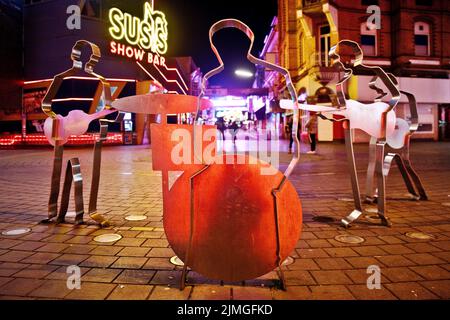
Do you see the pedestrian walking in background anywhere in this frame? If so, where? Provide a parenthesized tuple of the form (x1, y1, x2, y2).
(286, 114, 301, 154)
(305, 113, 318, 154)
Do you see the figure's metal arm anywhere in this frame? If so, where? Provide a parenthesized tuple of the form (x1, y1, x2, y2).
(329, 40, 400, 112)
(400, 90, 419, 134)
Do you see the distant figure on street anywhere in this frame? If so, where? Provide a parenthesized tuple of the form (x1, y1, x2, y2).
(305, 113, 318, 154)
(286, 114, 301, 154)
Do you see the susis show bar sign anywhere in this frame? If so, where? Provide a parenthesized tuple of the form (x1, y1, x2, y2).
(110, 41, 166, 67)
(108, 1, 168, 66)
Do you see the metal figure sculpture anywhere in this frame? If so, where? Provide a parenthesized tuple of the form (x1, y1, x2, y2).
(365, 74, 428, 204)
(41, 40, 120, 227)
(281, 40, 412, 228)
(112, 19, 303, 289)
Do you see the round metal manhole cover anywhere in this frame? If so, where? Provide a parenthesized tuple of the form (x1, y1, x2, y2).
(335, 234, 365, 244)
(282, 256, 295, 266)
(170, 256, 185, 266)
(1, 228, 31, 236)
(93, 233, 122, 243)
(338, 197, 354, 202)
(312, 216, 335, 223)
(125, 215, 148, 221)
(405, 232, 435, 240)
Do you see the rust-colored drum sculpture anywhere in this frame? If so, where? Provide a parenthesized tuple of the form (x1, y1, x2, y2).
(112, 19, 303, 288)
(165, 157, 302, 282)
(112, 93, 303, 284)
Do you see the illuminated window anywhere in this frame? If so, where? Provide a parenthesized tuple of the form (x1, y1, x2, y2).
(414, 21, 430, 56)
(360, 22, 377, 56)
(319, 25, 331, 66)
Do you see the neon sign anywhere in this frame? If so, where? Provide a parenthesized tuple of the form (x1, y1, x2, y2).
(109, 2, 168, 55)
(110, 41, 166, 67)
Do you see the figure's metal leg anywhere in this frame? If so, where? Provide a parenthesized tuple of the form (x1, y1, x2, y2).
(375, 142, 391, 227)
(365, 137, 377, 204)
(45, 143, 64, 222)
(341, 123, 364, 228)
(88, 122, 110, 227)
(404, 159, 428, 200)
(57, 158, 84, 225)
(272, 180, 288, 291)
(401, 141, 428, 201)
(390, 153, 420, 200)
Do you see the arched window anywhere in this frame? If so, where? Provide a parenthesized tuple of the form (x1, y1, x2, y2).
(360, 22, 377, 56)
(414, 21, 431, 56)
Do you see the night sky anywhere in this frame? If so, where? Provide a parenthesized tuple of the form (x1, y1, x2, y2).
(153, 0, 278, 88)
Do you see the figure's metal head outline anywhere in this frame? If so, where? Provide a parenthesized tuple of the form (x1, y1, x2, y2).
(197, 18, 300, 179)
(329, 40, 400, 111)
(41, 40, 113, 119)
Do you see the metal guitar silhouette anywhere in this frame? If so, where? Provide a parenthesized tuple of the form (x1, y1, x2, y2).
(282, 40, 404, 227)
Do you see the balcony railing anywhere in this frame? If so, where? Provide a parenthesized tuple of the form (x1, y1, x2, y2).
(308, 52, 339, 86)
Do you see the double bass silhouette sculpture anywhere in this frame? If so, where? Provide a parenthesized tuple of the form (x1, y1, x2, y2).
(112, 19, 303, 289)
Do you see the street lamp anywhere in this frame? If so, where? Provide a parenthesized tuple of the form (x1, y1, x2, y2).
(234, 69, 254, 78)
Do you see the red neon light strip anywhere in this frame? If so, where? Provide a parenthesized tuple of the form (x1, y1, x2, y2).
(153, 63, 187, 95)
(163, 64, 189, 91)
(136, 61, 159, 83)
(136, 62, 179, 95)
(155, 51, 189, 91)
(52, 98, 94, 102)
(0, 134, 123, 146)
(136, 44, 187, 95)
(24, 77, 136, 85)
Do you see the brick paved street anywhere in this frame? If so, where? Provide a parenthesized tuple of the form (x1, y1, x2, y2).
(0, 140, 449, 300)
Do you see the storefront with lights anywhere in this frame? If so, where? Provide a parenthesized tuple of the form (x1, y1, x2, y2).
(0, 0, 196, 147)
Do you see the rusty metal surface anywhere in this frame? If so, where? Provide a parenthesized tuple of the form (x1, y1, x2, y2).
(150, 124, 217, 173)
(164, 155, 302, 282)
(108, 21, 304, 284)
(174, 19, 303, 286)
(112, 94, 212, 116)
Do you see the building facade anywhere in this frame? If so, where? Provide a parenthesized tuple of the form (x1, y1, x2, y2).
(1, 0, 200, 146)
(0, 0, 23, 128)
(277, 0, 450, 142)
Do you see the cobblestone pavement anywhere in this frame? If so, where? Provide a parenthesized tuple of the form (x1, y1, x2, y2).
(0, 140, 449, 300)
